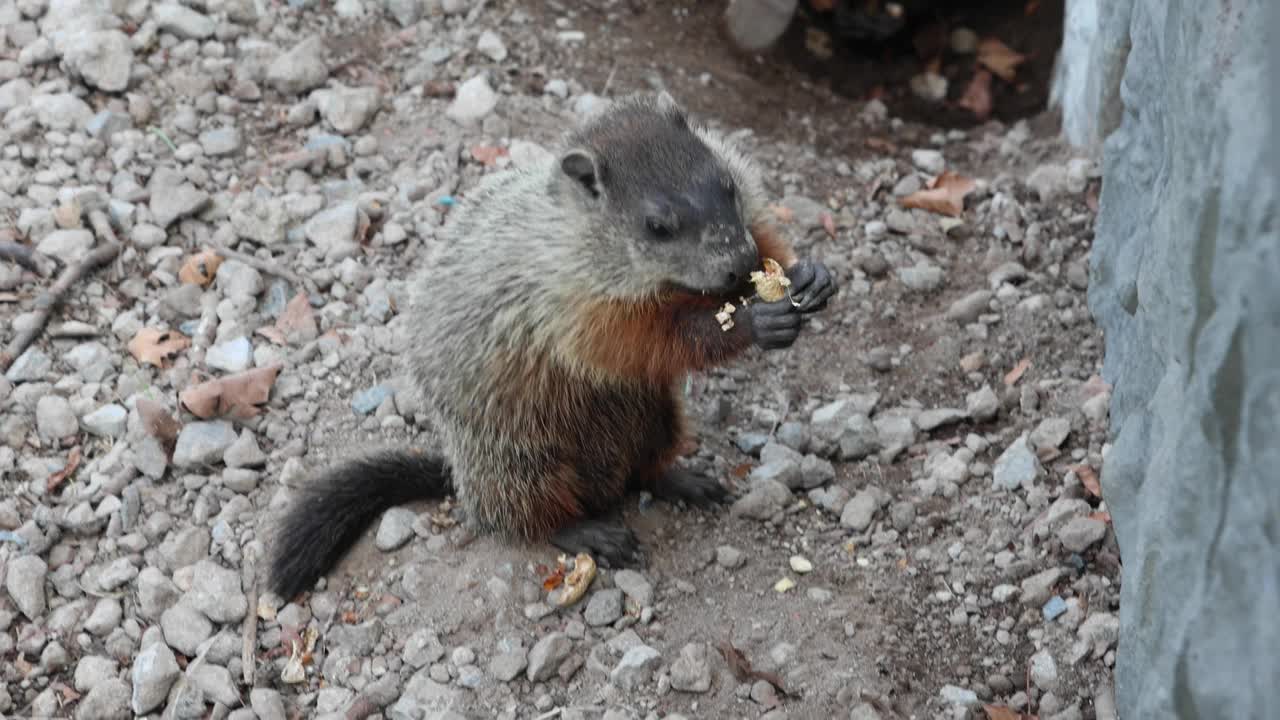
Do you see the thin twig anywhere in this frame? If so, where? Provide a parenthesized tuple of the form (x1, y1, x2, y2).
(601, 61, 619, 97)
(0, 240, 56, 277)
(0, 210, 120, 373)
(241, 547, 260, 687)
(209, 244, 308, 288)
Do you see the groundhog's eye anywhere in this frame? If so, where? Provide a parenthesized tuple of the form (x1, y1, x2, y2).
(646, 217, 674, 239)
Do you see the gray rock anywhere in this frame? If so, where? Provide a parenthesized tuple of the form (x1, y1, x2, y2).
(154, 3, 215, 38)
(670, 642, 712, 693)
(898, 262, 944, 292)
(148, 168, 210, 228)
(199, 127, 241, 156)
(1030, 648, 1059, 690)
(229, 190, 291, 246)
(749, 441, 804, 489)
(161, 603, 213, 655)
(98, 558, 138, 591)
(206, 336, 253, 373)
(779, 195, 827, 230)
(352, 384, 393, 414)
(82, 404, 127, 438)
(850, 702, 886, 720)
(137, 568, 180, 620)
(402, 629, 445, 669)
(612, 570, 653, 607)
(1020, 568, 1064, 608)
(86, 110, 132, 142)
(911, 149, 945, 174)
(85, 599, 123, 636)
(267, 36, 329, 95)
(313, 84, 381, 134)
(729, 479, 791, 520)
(840, 490, 879, 531)
(186, 559, 247, 622)
(214, 260, 263, 300)
(489, 646, 528, 683)
(1030, 416, 1072, 451)
(1078, 612, 1120, 659)
(992, 433, 1042, 490)
(874, 413, 918, 462)
(223, 430, 266, 469)
(191, 664, 239, 706)
(939, 684, 979, 706)
(74, 678, 130, 720)
(31, 93, 94, 130)
(1057, 517, 1108, 552)
(305, 202, 361, 261)
(6, 555, 48, 619)
(446, 74, 498, 124)
(946, 290, 993, 323)
(584, 588, 623, 626)
(36, 395, 78, 440)
(251, 689, 287, 720)
(526, 633, 572, 682)
(800, 454, 836, 489)
(1026, 163, 1070, 202)
(809, 394, 880, 457)
(477, 30, 508, 61)
(62, 30, 132, 92)
(375, 508, 416, 551)
(174, 421, 238, 468)
(916, 408, 967, 431)
(386, 0, 423, 26)
(36, 228, 94, 264)
(5, 347, 52, 382)
(965, 385, 999, 422)
(66, 341, 113, 382)
(610, 645, 661, 691)
(0, 78, 33, 114)
(715, 545, 746, 568)
(809, 485, 850, 514)
(74, 655, 118, 693)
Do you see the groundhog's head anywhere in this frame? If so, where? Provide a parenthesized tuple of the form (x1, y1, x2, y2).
(557, 91, 760, 298)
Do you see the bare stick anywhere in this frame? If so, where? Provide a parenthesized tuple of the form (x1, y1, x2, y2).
(0, 210, 120, 373)
(209, 243, 308, 288)
(0, 240, 57, 277)
(241, 547, 260, 687)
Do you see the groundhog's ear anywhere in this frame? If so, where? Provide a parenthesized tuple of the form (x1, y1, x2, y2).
(560, 148, 603, 198)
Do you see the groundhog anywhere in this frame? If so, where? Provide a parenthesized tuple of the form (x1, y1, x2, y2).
(268, 91, 837, 600)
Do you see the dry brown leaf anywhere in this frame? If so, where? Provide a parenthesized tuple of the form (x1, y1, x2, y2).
(255, 325, 288, 346)
(1090, 511, 1112, 525)
(864, 136, 898, 154)
(899, 171, 977, 217)
(1073, 463, 1102, 498)
(1004, 357, 1032, 386)
(178, 250, 224, 287)
(47, 446, 81, 494)
(179, 365, 281, 420)
(136, 398, 181, 456)
(820, 211, 837, 238)
(730, 462, 752, 480)
(978, 37, 1027, 82)
(470, 145, 509, 166)
(958, 69, 994, 119)
(984, 705, 1037, 720)
(717, 639, 789, 701)
(276, 292, 318, 345)
(128, 328, 191, 368)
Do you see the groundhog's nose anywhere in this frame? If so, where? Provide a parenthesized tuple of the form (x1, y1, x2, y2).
(723, 248, 759, 289)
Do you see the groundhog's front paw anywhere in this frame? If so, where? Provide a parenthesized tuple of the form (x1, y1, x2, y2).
(786, 258, 837, 313)
(747, 299, 801, 350)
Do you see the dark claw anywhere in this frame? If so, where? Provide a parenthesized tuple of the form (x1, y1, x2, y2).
(748, 299, 801, 350)
(786, 259, 838, 313)
(551, 519, 642, 568)
(653, 467, 730, 509)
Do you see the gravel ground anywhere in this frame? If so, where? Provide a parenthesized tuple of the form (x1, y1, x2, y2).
(1, 1, 1120, 719)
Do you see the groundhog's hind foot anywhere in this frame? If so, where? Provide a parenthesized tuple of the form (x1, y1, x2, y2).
(551, 518, 642, 568)
(652, 467, 730, 509)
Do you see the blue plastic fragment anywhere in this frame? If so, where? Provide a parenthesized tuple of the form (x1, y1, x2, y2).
(1042, 595, 1068, 621)
(436, 196, 456, 206)
(351, 384, 393, 415)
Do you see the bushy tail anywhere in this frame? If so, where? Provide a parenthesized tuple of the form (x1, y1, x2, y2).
(267, 449, 452, 600)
